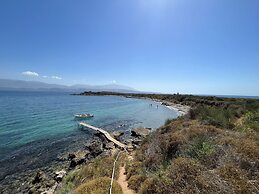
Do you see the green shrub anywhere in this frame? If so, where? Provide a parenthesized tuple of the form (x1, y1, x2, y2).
(190, 105, 235, 129)
(183, 137, 215, 160)
(57, 182, 74, 194)
(243, 111, 259, 132)
(125, 161, 143, 180)
(128, 174, 146, 192)
(57, 170, 78, 194)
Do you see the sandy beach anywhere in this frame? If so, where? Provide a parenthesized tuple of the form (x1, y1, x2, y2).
(137, 97, 190, 116)
(163, 102, 190, 116)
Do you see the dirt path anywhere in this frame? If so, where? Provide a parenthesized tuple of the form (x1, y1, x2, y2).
(117, 165, 136, 194)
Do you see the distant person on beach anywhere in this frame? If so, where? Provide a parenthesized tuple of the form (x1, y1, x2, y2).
(157, 105, 158, 108)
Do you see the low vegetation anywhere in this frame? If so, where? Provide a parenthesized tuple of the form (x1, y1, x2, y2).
(63, 92, 259, 193)
(126, 118, 259, 193)
(74, 177, 122, 194)
(56, 153, 123, 194)
(122, 93, 259, 193)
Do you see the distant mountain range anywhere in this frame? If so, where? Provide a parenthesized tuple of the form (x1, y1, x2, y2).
(0, 79, 137, 93)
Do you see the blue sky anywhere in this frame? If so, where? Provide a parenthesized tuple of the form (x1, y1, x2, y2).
(0, 0, 258, 95)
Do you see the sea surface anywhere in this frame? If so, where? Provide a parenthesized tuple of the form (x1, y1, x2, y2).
(0, 91, 178, 185)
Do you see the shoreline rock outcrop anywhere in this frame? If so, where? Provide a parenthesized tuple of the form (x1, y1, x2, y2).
(131, 128, 151, 138)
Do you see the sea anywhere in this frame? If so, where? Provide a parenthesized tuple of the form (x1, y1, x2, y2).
(0, 91, 178, 188)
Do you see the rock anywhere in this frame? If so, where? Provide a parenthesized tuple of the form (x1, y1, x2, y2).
(32, 171, 46, 184)
(70, 158, 83, 168)
(104, 142, 115, 150)
(132, 139, 142, 145)
(29, 188, 35, 194)
(68, 153, 76, 160)
(69, 156, 86, 168)
(68, 150, 91, 168)
(112, 131, 124, 139)
(84, 150, 91, 157)
(131, 128, 150, 138)
(95, 133, 108, 143)
(118, 124, 126, 128)
(85, 141, 103, 157)
(55, 170, 66, 182)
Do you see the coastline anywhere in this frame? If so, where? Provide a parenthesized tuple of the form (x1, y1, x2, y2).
(76, 92, 191, 116)
(134, 96, 190, 116)
(164, 102, 190, 116)
(0, 93, 188, 193)
(76, 92, 189, 118)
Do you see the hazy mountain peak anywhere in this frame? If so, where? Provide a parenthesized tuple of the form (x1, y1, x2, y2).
(0, 79, 137, 93)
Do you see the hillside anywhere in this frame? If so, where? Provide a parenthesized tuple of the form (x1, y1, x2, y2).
(124, 94, 259, 193)
(57, 93, 259, 194)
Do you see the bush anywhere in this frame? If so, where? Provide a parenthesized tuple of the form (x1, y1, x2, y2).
(218, 165, 257, 193)
(57, 182, 74, 194)
(166, 158, 202, 182)
(128, 175, 146, 192)
(75, 157, 115, 184)
(57, 154, 122, 193)
(243, 111, 259, 132)
(74, 177, 122, 194)
(140, 176, 171, 194)
(125, 161, 143, 180)
(183, 137, 215, 160)
(190, 105, 235, 129)
(57, 170, 78, 194)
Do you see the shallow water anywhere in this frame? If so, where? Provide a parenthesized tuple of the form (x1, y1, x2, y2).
(0, 91, 177, 160)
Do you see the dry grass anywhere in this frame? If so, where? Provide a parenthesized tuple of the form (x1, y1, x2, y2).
(57, 152, 123, 194)
(74, 177, 122, 194)
(126, 118, 259, 193)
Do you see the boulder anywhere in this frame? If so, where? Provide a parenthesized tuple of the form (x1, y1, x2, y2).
(55, 170, 66, 182)
(68, 150, 91, 168)
(95, 132, 108, 143)
(132, 139, 142, 145)
(69, 157, 85, 168)
(112, 131, 124, 139)
(104, 142, 115, 150)
(85, 141, 103, 157)
(32, 171, 46, 184)
(131, 128, 150, 138)
(68, 153, 76, 160)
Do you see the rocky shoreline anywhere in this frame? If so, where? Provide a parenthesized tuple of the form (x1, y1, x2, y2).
(0, 94, 184, 194)
(40, 128, 149, 194)
(0, 125, 150, 194)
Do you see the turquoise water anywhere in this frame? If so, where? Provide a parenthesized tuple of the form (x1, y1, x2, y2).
(0, 91, 178, 159)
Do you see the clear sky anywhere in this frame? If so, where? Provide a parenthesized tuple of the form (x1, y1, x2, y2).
(0, 0, 258, 95)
